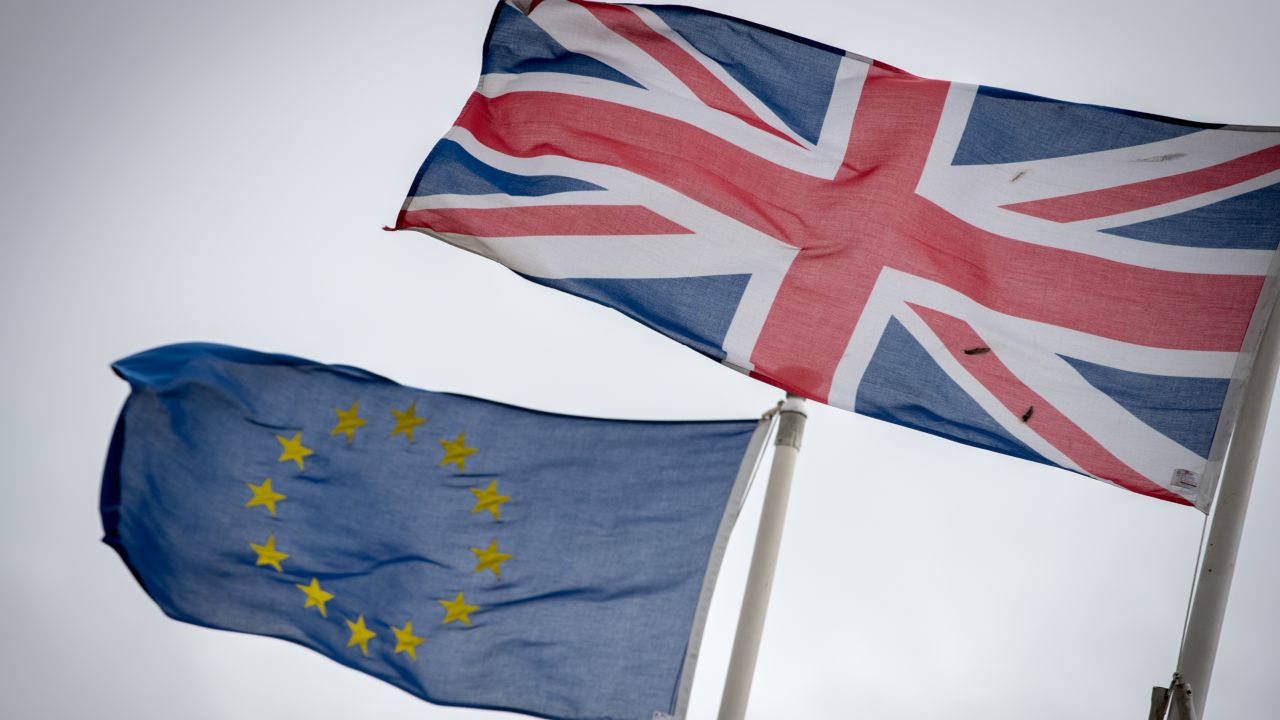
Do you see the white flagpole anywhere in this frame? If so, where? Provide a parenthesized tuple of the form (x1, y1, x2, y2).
(718, 394, 807, 720)
(1170, 307, 1280, 719)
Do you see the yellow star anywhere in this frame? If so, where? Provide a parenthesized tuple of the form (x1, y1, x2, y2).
(390, 401, 426, 441)
(439, 592, 479, 626)
(345, 615, 377, 656)
(470, 480, 510, 520)
(330, 401, 367, 443)
(249, 534, 289, 572)
(276, 432, 313, 470)
(439, 432, 477, 472)
(392, 621, 425, 660)
(244, 477, 286, 516)
(471, 539, 512, 577)
(296, 577, 333, 618)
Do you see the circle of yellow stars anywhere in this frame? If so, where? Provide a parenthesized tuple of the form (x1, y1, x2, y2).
(241, 397, 515, 662)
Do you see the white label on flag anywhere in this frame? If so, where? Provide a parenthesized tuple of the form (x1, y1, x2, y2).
(1172, 468, 1200, 489)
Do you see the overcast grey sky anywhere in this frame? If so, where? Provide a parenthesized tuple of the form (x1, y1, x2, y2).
(2, 1, 1277, 718)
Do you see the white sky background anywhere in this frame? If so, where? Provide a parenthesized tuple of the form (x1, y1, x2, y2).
(2, 0, 1278, 718)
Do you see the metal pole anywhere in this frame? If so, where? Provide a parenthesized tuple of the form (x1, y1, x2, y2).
(1170, 675, 1199, 720)
(1171, 308, 1280, 719)
(718, 394, 807, 720)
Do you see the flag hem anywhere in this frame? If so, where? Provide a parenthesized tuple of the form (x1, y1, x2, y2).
(112, 341, 755, 427)
(1198, 248, 1280, 512)
(671, 410, 776, 718)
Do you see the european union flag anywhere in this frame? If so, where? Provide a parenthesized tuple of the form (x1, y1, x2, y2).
(101, 344, 769, 720)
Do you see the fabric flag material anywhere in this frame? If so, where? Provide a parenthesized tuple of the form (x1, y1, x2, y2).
(394, 0, 1280, 510)
(101, 343, 768, 720)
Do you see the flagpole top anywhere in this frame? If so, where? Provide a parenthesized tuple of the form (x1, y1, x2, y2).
(781, 393, 808, 417)
(774, 395, 808, 450)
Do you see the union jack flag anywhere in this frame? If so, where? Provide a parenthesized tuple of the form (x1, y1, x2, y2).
(395, 0, 1280, 509)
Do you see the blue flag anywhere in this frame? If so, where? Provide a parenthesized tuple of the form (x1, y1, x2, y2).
(101, 343, 768, 720)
